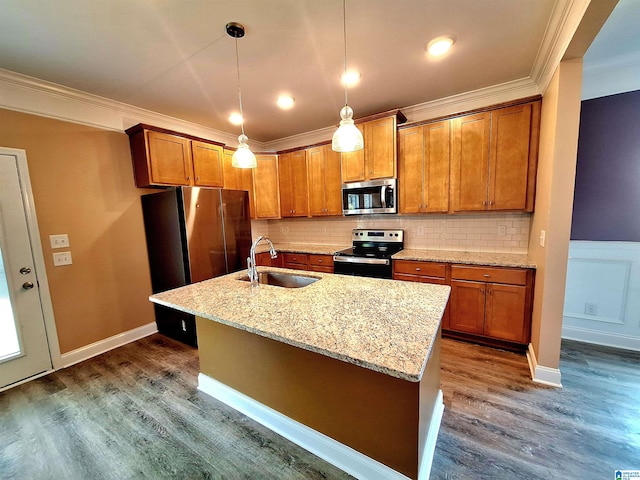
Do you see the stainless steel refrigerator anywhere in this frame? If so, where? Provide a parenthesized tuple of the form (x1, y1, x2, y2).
(141, 187, 252, 346)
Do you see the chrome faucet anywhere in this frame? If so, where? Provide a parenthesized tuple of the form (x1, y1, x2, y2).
(247, 236, 277, 287)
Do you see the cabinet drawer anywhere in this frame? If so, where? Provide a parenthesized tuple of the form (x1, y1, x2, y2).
(393, 273, 447, 285)
(308, 254, 334, 267)
(451, 265, 528, 286)
(282, 253, 308, 266)
(394, 260, 446, 278)
(308, 265, 333, 274)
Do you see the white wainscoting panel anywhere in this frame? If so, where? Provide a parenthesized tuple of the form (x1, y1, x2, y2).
(563, 241, 640, 351)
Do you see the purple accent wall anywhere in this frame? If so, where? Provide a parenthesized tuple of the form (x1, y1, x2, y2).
(571, 89, 640, 242)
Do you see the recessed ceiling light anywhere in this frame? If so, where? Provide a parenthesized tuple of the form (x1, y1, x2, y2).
(276, 95, 295, 110)
(427, 36, 455, 56)
(341, 70, 361, 87)
(228, 112, 244, 125)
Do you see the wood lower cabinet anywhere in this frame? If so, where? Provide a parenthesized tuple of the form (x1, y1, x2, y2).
(450, 101, 540, 213)
(278, 150, 308, 217)
(127, 124, 225, 188)
(307, 254, 334, 273)
(398, 121, 450, 214)
(255, 252, 284, 267)
(449, 265, 533, 346)
(307, 144, 342, 216)
(253, 155, 281, 219)
(282, 253, 308, 271)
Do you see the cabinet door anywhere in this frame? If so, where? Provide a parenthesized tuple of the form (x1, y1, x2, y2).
(341, 124, 365, 182)
(192, 140, 224, 187)
(253, 155, 280, 219)
(223, 150, 255, 219)
(323, 146, 343, 216)
(307, 146, 326, 216)
(365, 116, 396, 179)
(484, 283, 528, 343)
(147, 130, 192, 185)
(449, 279, 486, 335)
(424, 120, 450, 213)
(488, 103, 532, 211)
(398, 126, 424, 214)
(279, 150, 308, 217)
(451, 112, 490, 212)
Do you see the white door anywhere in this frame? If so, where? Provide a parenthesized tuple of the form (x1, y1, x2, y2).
(0, 150, 53, 389)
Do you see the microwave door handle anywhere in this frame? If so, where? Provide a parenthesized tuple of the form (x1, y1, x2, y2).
(380, 185, 387, 209)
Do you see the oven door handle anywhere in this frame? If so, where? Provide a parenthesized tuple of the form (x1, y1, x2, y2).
(333, 255, 390, 266)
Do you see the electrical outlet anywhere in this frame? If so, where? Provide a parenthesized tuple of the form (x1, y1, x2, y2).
(539, 230, 546, 247)
(49, 234, 70, 249)
(52, 251, 73, 266)
(498, 225, 507, 236)
(584, 303, 598, 316)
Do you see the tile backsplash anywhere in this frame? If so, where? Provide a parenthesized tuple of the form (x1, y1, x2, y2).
(252, 213, 531, 253)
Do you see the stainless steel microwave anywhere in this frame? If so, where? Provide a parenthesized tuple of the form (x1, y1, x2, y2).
(341, 178, 397, 215)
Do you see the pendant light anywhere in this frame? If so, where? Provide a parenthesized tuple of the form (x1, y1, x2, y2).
(332, 0, 364, 153)
(226, 22, 257, 169)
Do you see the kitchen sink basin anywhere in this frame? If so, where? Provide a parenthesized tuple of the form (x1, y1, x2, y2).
(239, 271, 320, 288)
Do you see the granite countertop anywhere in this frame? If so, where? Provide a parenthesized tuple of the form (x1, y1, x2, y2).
(150, 267, 450, 382)
(393, 249, 536, 268)
(255, 243, 348, 255)
(256, 242, 535, 268)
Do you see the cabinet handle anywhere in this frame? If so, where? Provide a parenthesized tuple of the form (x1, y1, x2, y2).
(482, 200, 487, 206)
(415, 267, 421, 271)
(489, 200, 494, 206)
(318, 259, 323, 263)
(483, 274, 490, 278)
(196, 176, 200, 181)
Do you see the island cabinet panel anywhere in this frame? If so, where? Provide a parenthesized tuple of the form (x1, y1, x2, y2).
(307, 254, 334, 273)
(278, 150, 308, 217)
(222, 149, 255, 218)
(253, 155, 281, 219)
(341, 115, 398, 183)
(282, 252, 308, 271)
(191, 140, 224, 187)
(398, 121, 450, 214)
(307, 145, 342, 216)
(196, 318, 441, 480)
(448, 265, 533, 346)
(450, 100, 540, 213)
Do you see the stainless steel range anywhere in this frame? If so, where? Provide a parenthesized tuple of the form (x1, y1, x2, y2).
(333, 229, 404, 279)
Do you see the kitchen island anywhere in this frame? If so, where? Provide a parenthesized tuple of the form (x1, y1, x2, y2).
(150, 267, 450, 480)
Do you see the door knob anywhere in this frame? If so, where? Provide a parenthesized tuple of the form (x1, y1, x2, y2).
(19, 267, 32, 275)
(22, 282, 35, 290)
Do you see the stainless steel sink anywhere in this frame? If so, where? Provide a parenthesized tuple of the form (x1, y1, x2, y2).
(238, 271, 320, 288)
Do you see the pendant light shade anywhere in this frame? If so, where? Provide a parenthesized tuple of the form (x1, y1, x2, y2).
(332, 0, 363, 153)
(332, 106, 364, 152)
(231, 134, 257, 168)
(227, 22, 257, 169)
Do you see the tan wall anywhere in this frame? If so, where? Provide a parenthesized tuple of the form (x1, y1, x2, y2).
(528, 59, 584, 370)
(0, 108, 156, 354)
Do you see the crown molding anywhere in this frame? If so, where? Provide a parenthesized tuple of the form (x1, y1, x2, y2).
(530, 0, 591, 95)
(0, 1, 587, 150)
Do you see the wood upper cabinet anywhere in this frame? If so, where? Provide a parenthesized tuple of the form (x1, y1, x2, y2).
(451, 101, 540, 212)
(341, 114, 401, 182)
(398, 121, 450, 214)
(191, 140, 224, 187)
(307, 144, 342, 216)
(223, 149, 255, 218)
(253, 154, 281, 219)
(127, 125, 226, 188)
(278, 150, 308, 218)
(449, 265, 533, 345)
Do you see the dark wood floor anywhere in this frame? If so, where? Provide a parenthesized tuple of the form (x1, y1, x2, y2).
(1, 334, 638, 480)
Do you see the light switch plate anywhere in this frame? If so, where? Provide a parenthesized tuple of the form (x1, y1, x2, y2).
(49, 234, 70, 249)
(53, 251, 73, 266)
(539, 230, 546, 247)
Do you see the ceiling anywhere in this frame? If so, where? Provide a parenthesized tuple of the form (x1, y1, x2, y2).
(0, 0, 618, 143)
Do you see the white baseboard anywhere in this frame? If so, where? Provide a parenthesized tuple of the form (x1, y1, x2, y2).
(198, 373, 443, 480)
(527, 343, 562, 388)
(61, 322, 158, 368)
(562, 325, 640, 352)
